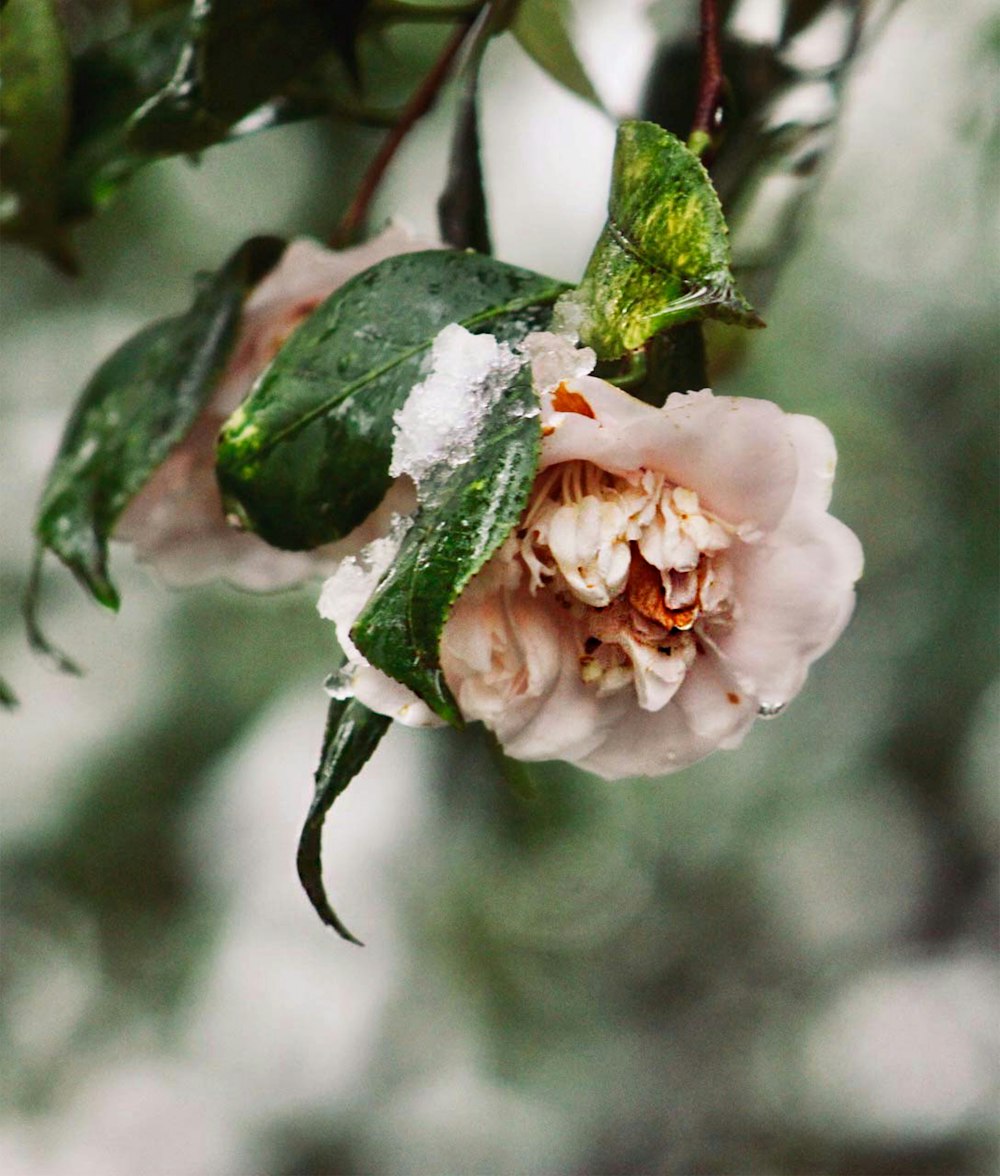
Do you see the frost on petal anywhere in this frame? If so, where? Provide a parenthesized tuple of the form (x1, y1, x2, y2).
(116, 222, 438, 591)
(316, 515, 442, 728)
(389, 324, 522, 491)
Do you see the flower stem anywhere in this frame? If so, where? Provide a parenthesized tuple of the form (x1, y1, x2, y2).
(330, 18, 476, 247)
(688, 0, 725, 163)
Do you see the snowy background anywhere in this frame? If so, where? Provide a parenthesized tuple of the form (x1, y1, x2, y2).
(2, 0, 997, 1172)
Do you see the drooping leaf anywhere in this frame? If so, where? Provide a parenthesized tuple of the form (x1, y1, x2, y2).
(437, 4, 494, 252)
(298, 696, 390, 943)
(352, 359, 539, 724)
(217, 250, 568, 551)
(128, 0, 369, 154)
(567, 120, 761, 360)
(511, 0, 603, 109)
(437, 77, 491, 251)
(0, 0, 74, 268)
(30, 235, 286, 615)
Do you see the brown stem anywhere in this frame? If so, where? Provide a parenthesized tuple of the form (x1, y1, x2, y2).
(689, 0, 725, 161)
(330, 19, 475, 247)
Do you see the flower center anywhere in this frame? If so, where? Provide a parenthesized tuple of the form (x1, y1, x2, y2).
(512, 459, 737, 710)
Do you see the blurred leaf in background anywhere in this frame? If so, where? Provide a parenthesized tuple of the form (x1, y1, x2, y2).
(1, 0, 997, 1174)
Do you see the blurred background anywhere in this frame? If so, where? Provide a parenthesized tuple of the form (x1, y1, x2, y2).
(2, 0, 997, 1172)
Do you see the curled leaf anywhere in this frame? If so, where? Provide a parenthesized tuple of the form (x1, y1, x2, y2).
(566, 120, 761, 360)
(298, 696, 390, 943)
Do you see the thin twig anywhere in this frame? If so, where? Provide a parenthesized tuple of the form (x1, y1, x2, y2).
(689, 0, 725, 162)
(330, 18, 476, 247)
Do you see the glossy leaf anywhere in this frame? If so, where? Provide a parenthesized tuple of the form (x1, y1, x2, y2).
(129, 0, 369, 154)
(0, 0, 74, 268)
(437, 3, 496, 252)
(298, 696, 390, 943)
(511, 0, 602, 109)
(59, 6, 189, 222)
(352, 361, 539, 724)
(438, 76, 491, 252)
(217, 250, 568, 551)
(31, 236, 286, 612)
(568, 120, 761, 360)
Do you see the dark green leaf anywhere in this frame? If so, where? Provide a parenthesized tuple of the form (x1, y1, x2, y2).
(59, 6, 189, 222)
(217, 249, 568, 551)
(0, 676, 18, 710)
(129, 0, 369, 154)
(595, 320, 707, 407)
(567, 120, 761, 360)
(437, 6, 492, 252)
(30, 235, 286, 614)
(351, 361, 540, 723)
(0, 0, 74, 268)
(511, 0, 603, 109)
(298, 696, 390, 943)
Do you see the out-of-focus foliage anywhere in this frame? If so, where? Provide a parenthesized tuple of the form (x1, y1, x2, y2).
(510, 0, 602, 109)
(0, 0, 74, 268)
(1, 1, 997, 1174)
(649, 0, 906, 309)
(0, 0, 606, 262)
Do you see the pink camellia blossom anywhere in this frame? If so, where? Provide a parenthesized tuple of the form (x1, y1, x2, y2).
(115, 224, 431, 590)
(319, 330, 863, 779)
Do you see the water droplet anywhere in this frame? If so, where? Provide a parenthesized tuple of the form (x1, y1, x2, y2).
(757, 700, 786, 719)
(323, 668, 354, 700)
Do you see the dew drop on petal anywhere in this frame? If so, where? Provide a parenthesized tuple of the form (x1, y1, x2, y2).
(757, 700, 786, 719)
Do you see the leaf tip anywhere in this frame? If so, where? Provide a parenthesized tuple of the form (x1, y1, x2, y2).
(296, 821, 365, 946)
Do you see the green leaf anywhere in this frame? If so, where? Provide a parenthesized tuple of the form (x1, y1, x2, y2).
(0, 676, 18, 710)
(437, 3, 494, 253)
(511, 0, 603, 109)
(129, 0, 369, 154)
(59, 6, 190, 222)
(30, 235, 286, 614)
(298, 696, 390, 943)
(567, 120, 762, 360)
(0, 0, 75, 268)
(217, 249, 568, 551)
(351, 360, 539, 724)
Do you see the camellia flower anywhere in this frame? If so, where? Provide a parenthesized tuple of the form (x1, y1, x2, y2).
(115, 224, 431, 590)
(319, 330, 863, 779)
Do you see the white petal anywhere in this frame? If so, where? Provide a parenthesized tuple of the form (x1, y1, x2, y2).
(713, 514, 863, 704)
(351, 663, 442, 728)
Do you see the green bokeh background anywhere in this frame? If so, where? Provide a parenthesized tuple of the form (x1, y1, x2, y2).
(2, 1, 997, 1172)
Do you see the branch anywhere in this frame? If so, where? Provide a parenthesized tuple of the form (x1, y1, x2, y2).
(689, 0, 725, 162)
(330, 19, 476, 247)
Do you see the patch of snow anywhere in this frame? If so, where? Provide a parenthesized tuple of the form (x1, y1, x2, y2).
(520, 330, 596, 393)
(389, 324, 521, 490)
(316, 514, 412, 663)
